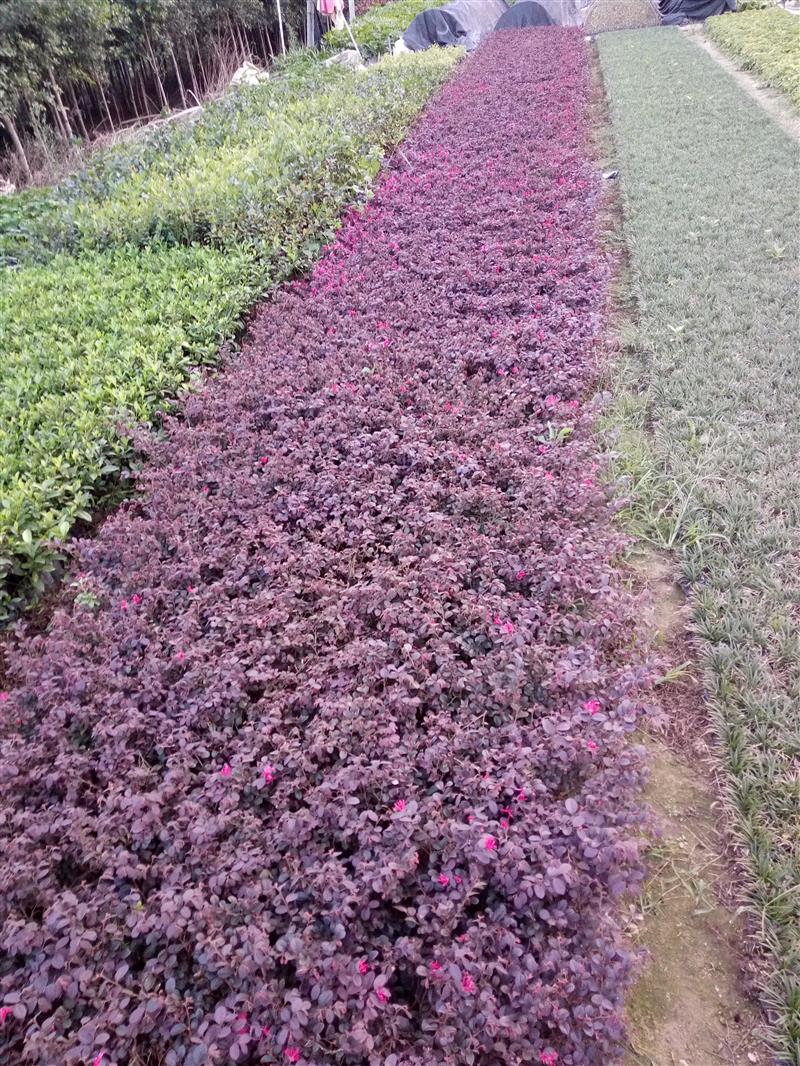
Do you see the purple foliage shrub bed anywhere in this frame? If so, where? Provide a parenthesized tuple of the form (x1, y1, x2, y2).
(0, 30, 649, 1066)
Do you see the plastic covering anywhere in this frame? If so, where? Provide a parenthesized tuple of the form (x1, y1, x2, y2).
(403, 0, 508, 51)
(495, 2, 554, 29)
(659, 0, 736, 24)
(528, 0, 588, 26)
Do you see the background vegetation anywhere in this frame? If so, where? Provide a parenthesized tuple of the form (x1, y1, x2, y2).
(325, 0, 445, 55)
(707, 8, 800, 107)
(0, 0, 315, 187)
(599, 27, 800, 1061)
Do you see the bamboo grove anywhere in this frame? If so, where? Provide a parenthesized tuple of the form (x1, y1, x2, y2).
(0, 0, 309, 184)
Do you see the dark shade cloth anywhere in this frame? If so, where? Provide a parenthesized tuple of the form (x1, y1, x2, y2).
(659, 0, 736, 23)
(404, 8, 466, 49)
(495, 2, 554, 29)
(403, 0, 508, 51)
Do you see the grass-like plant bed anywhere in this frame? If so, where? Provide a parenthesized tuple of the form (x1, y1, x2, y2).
(0, 29, 650, 1065)
(707, 8, 800, 108)
(598, 28, 800, 1059)
(0, 50, 459, 622)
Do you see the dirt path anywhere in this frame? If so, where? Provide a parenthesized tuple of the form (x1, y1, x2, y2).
(623, 553, 770, 1066)
(683, 25, 800, 143)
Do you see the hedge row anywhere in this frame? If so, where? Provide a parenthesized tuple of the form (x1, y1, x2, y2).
(0, 29, 649, 1066)
(706, 8, 800, 107)
(0, 49, 459, 621)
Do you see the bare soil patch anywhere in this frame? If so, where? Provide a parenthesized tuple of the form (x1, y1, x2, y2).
(623, 549, 771, 1066)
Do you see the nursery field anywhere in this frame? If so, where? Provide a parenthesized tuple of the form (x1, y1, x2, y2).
(0, 29, 653, 1066)
(600, 27, 800, 1061)
(3, 6, 800, 1065)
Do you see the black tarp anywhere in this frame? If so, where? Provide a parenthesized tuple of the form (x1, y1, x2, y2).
(403, 0, 508, 51)
(495, 2, 553, 30)
(404, 8, 466, 49)
(659, 0, 736, 24)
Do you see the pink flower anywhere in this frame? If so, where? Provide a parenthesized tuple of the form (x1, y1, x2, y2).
(462, 974, 476, 994)
(0, 692, 8, 703)
(545, 394, 559, 408)
(586, 740, 598, 752)
(220, 763, 232, 777)
(430, 960, 442, 973)
(92, 1054, 105, 1066)
(540, 1052, 558, 1066)
(375, 987, 390, 1004)
(358, 959, 369, 974)
(259, 456, 269, 464)
(499, 819, 509, 830)
(131, 594, 142, 606)
(582, 478, 594, 488)
(537, 444, 549, 454)
(500, 806, 513, 816)
(202, 486, 209, 495)
(517, 570, 526, 580)
(454, 874, 463, 885)
(120, 599, 128, 611)
(544, 471, 554, 482)
(438, 874, 450, 887)
(496, 367, 507, 377)
(583, 699, 601, 715)
(0, 1006, 12, 1025)
(263, 765, 276, 783)
(175, 651, 185, 663)
(330, 384, 340, 395)
(466, 814, 474, 824)
(503, 620, 515, 635)
(517, 789, 527, 802)
(284, 1049, 301, 1064)
(187, 585, 196, 593)
(483, 835, 497, 851)
(393, 798, 406, 812)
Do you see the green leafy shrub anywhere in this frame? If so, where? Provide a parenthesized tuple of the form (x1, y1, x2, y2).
(324, 0, 446, 56)
(736, 0, 780, 11)
(6, 52, 457, 261)
(0, 49, 459, 619)
(0, 244, 268, 614)
(707, 8, 800, 107)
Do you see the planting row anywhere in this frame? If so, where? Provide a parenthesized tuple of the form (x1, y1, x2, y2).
(0, 48, 459, 621)
(707, 7, 800, 107)
(0, 29, 649, 1066)
(600, 28, 800, 1059)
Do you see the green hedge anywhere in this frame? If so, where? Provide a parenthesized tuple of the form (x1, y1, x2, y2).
(706, 9, 800, 107)
(0, 48, 459, 619)
(325, 0, 446, 57)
